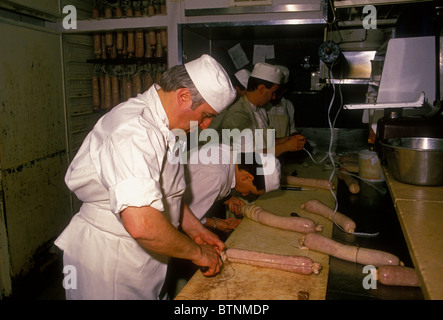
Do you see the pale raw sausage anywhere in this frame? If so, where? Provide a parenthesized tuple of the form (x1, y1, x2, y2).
(338, 170, 360, 194)
(282, 175, 334, 190)
(224, 248, 321, 275)
(376, 265, 420, 287)
(301, 199, 356, 234)
(301, 233, 402, 267)
(242, 204, 322, 234)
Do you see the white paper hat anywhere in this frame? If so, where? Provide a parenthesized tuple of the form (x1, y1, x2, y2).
(185, 54, 236, 113)
(234, 69, 251, 88)
(250, 62, 282, 84)
(256, 152, 281, 192)
(277, 65, 290, 83)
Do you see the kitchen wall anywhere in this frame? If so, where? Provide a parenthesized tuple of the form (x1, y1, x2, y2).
(0, 3, 72, 296)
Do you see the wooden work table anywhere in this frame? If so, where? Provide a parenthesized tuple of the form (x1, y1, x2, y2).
(383, 166, 443, 300)
(175, 163, 337, 300)
(175, 159, 438, 300)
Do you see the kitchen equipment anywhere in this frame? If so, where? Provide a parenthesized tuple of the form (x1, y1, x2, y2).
(318, 41, 341, 65)
(344, 36, 435, 112)
(358, 150, 385, 182)
(375, 113, 443, 153)
(343, 36, 442, 152)
(380, 137, 443, 186)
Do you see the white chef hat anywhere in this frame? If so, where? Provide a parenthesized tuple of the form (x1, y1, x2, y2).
(277, 65, 290, 84)
(234, 69, 251, 88)
(250, 62, 282, 84)
(256, 152, 281, 192)
(184, 54, 236, 113)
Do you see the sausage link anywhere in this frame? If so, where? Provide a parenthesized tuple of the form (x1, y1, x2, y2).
(225, 248, 321, 275)
(282, 175, 334, 190)
(301, 199, 356, 234)
(135, 30, 144, 58)
(111, 76, 119, 107)
(242, 204, 322, 234)
(103, 74, 111, 110)
(302, 233, 402, 267)
(376, 265, 420, 287)
(338, 170, 360, 194)
(132, 74, 142, 96)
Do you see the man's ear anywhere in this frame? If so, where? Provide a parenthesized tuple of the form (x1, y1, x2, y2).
(177, 88, 192, 109)
(239, 170, 254, 182)
(258, 84, 270, 96)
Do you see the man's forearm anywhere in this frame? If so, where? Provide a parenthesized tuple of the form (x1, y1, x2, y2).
(181, 203, 225, 253)
(121, 206, 202, 262)
(181, 203, 207, 239)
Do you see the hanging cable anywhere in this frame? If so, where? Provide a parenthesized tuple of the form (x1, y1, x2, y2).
(303, 60, 379, 237)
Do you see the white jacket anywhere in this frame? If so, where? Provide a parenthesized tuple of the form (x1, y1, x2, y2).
(55, 85, 186, 300)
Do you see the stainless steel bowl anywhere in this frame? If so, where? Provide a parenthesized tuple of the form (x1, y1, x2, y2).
(380, 137, 443, 186)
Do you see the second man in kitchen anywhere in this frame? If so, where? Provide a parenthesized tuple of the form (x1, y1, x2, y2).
(184, 142, 281, 236)
(210, 62, 306, 157)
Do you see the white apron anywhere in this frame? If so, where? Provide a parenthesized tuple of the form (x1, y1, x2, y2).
(55, 86, 185, 300)
(266, 98, 296, 138)
(184, 143, 236, 220)
(267, 110, 290, 138)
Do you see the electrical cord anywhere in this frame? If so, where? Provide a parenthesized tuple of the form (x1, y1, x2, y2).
(302, 64, 379, 238)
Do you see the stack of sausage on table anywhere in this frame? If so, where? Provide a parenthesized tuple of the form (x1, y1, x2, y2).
(228, 175, 419, 288)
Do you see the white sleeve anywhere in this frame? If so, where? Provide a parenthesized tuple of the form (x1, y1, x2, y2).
(94, 122, 166, 214)
(183, 166, 226, 220)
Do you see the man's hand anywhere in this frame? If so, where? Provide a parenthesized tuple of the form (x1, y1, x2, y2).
(224, 196, 246, 216)
(192, 243, 223, 276)
(122, 205, 225, 277)
(209, 217, 241, 232)
(284, 134, 306, 152)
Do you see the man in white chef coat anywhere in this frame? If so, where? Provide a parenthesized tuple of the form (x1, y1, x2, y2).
(266, 65, 297, 139)
(232, 68, 251, 98)
(165, 142, 280, 297)
(54, 54, 236, 300)
(204, 69, 251, 135)
(184, 143, 281, 234)
(211, 62, 306, 157)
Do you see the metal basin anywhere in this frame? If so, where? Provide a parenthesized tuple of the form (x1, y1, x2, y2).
(380, 137, 443, 186)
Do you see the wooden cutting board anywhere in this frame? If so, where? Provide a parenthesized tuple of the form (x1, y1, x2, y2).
(175, 163, 336, 300)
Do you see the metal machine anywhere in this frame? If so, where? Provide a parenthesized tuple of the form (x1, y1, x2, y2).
(342, 0, 443, 149)
(343, 35, 443, 148)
